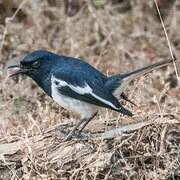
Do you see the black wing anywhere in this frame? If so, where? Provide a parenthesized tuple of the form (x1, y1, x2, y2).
(52, 68, 132, 116)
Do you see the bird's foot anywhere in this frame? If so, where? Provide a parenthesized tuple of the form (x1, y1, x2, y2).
(63, 129, 83, 141)
(76, 129, 83, 137)
(63, 131, 74, 141)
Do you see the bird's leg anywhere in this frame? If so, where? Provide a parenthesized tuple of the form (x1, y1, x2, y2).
(77, 111, 98, 136)
(64, 118, 86, 141)
(64, 112, 98, 141)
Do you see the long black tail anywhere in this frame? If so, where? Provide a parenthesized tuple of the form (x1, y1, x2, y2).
(120, 58, 175, 80)
(106, 58, 176, 97)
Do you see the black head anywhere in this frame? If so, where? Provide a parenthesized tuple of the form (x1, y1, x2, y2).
(9, 50, 57, 76)
(8, 50, 59, 96)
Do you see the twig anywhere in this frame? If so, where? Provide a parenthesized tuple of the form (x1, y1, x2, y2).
(97, 121, 152, 140)
(154, 0, 180, 88)
(0, 0, 27, 56)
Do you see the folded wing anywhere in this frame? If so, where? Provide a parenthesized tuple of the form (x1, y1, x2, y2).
(52, 69, 133, 116)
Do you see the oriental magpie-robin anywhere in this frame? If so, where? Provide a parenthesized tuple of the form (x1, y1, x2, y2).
(8, 50, 175, 140)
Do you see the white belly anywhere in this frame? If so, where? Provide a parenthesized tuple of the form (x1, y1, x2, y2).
(51, 86, 97, 119)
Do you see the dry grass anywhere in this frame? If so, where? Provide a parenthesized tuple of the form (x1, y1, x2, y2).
(0, 0, 179, 179)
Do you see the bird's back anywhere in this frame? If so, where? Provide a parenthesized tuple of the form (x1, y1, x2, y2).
(54, 55, 108, 85)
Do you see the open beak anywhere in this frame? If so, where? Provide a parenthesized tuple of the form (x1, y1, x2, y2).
(7, 65, 30, 77)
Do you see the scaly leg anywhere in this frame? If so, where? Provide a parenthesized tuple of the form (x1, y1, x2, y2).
(64, 112, 98, 141)
(77, 112, 98, 135)
(64, 118, 86, 141)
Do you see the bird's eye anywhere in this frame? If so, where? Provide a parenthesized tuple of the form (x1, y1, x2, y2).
(32, 61, 40, 68)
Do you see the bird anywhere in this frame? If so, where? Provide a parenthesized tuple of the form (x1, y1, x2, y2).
(8, 50, 175, 140)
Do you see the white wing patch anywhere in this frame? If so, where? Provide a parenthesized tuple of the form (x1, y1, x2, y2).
(91, 92, 119, 110)
(51, 80, 96, 119)
(51, 76, 119, 110)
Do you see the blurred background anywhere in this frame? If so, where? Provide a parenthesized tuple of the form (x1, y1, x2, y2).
(0, 0, 179, 179)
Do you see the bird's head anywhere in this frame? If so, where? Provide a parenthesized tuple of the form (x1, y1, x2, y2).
(8, 50, 60, 96)
(8, 50, 57, 79)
